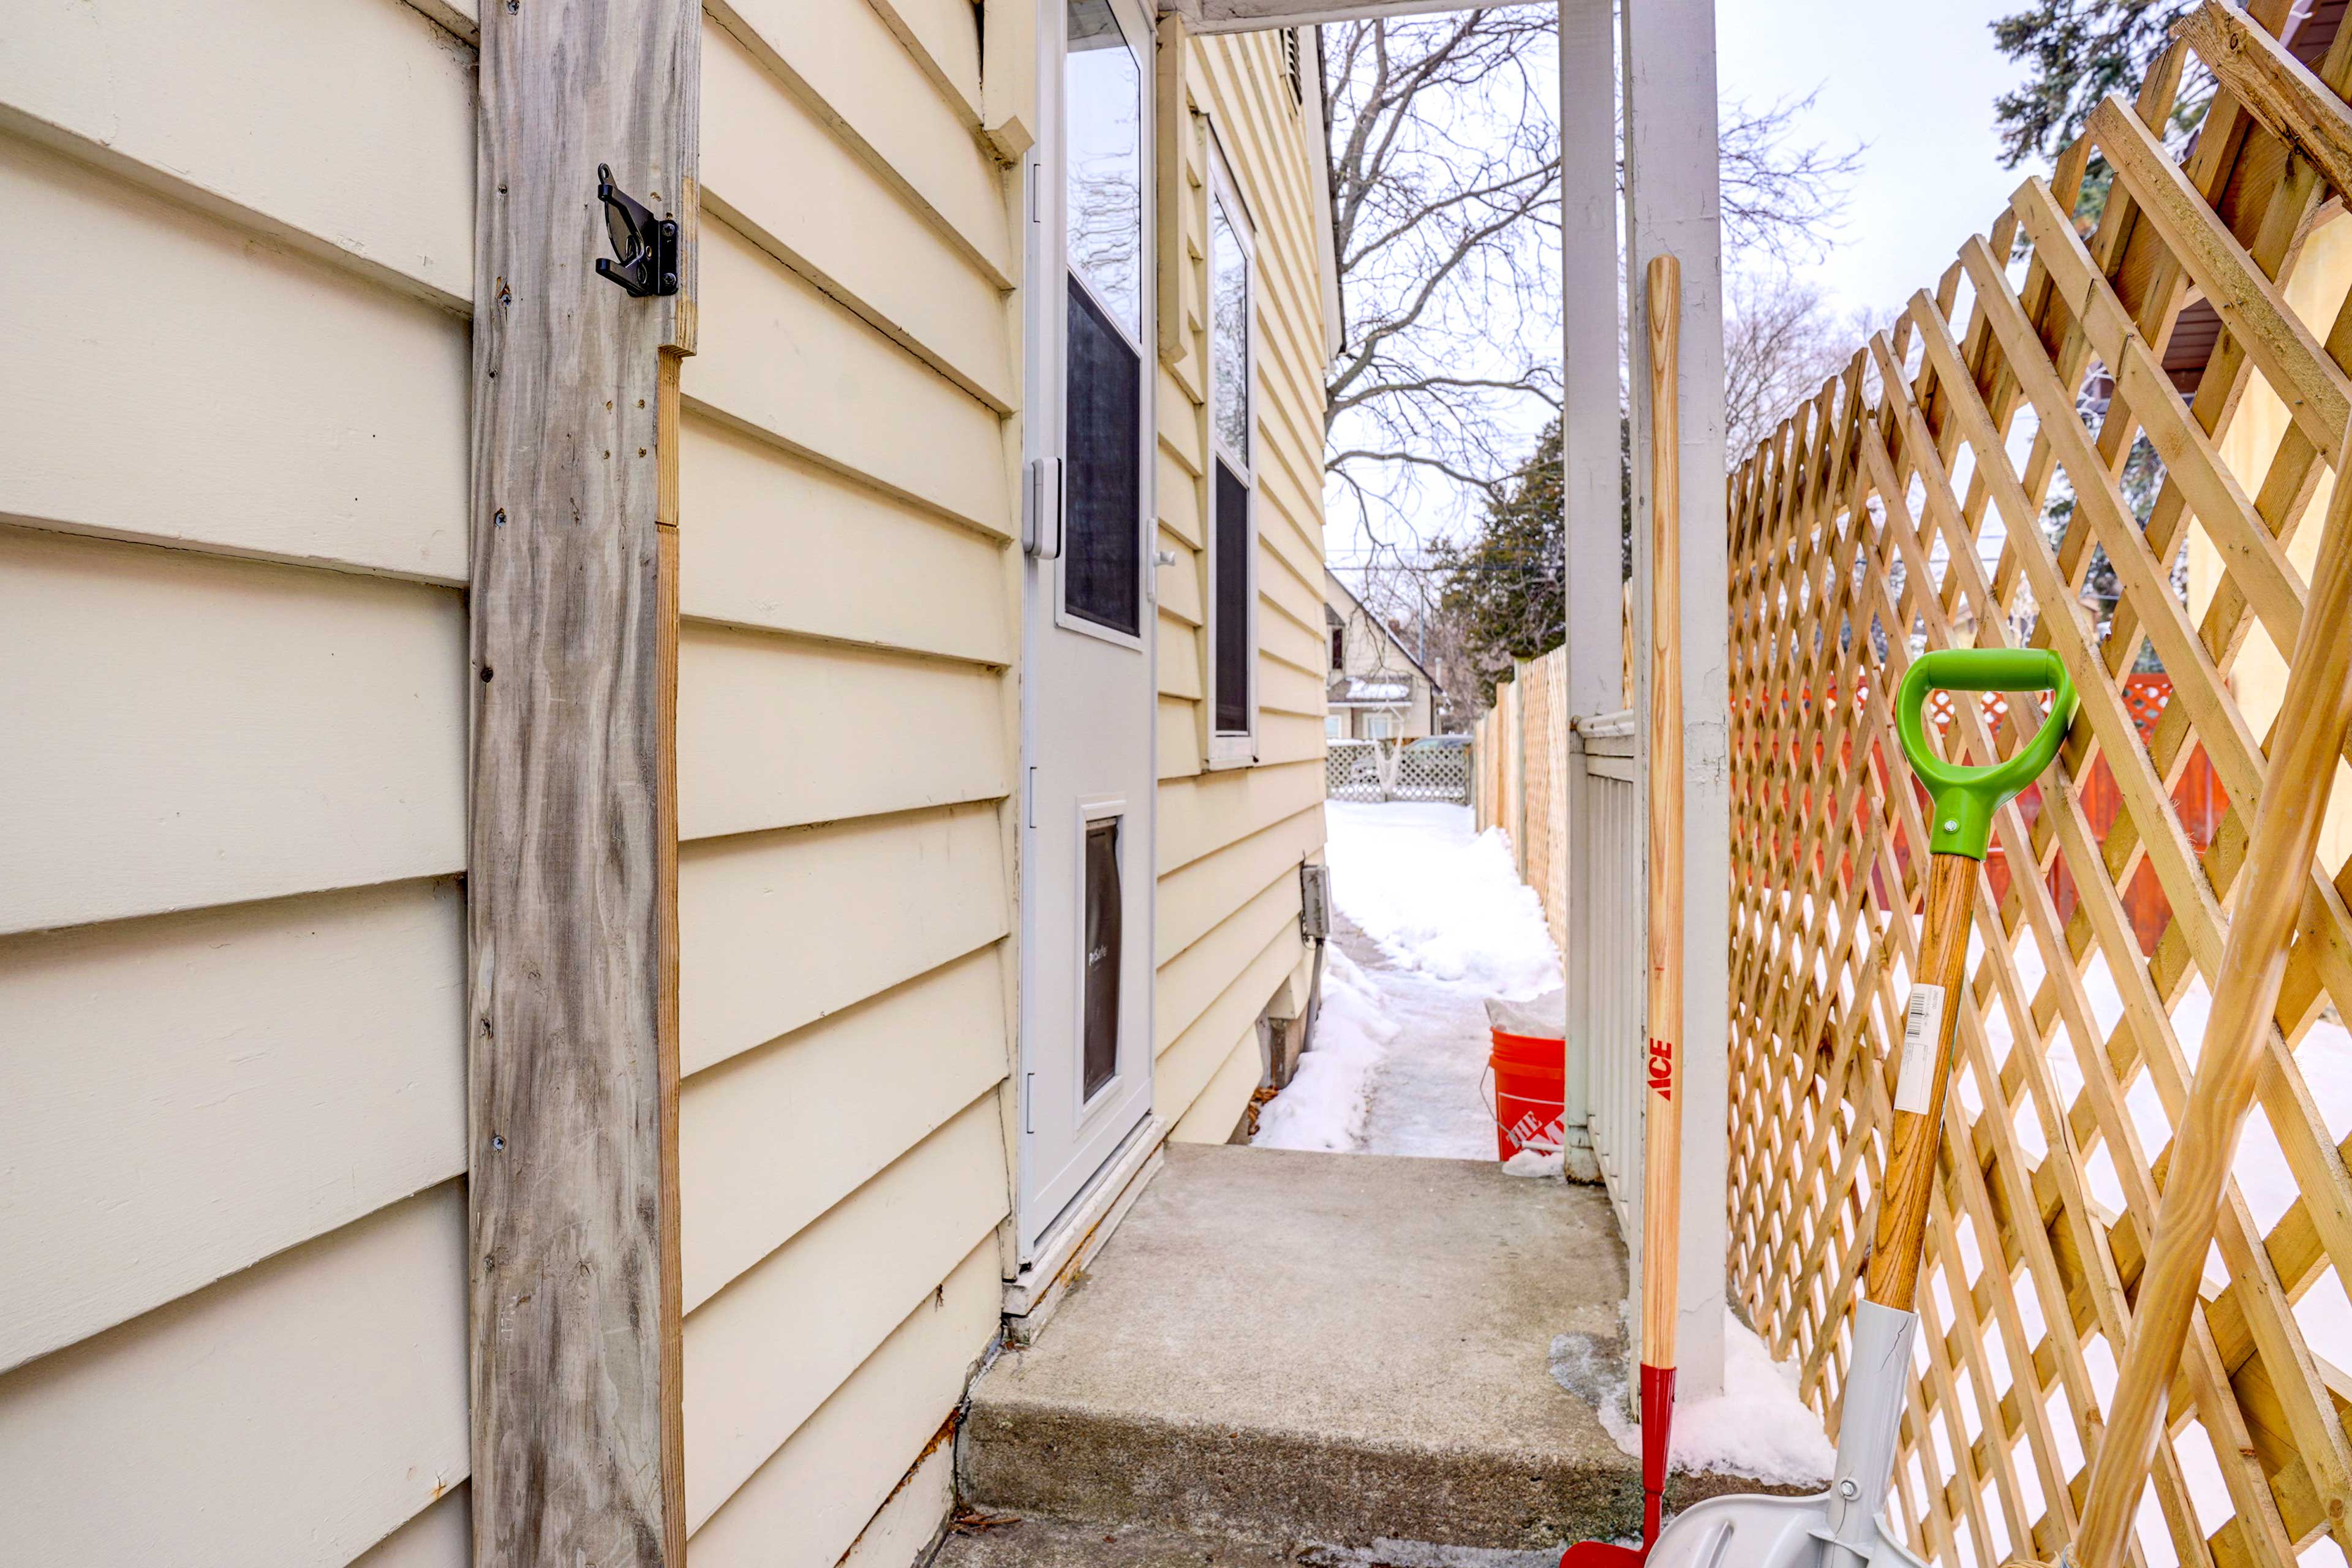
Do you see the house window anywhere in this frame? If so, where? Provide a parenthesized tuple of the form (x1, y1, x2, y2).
(1325, 713, 1344, 739)
(1368, 712, 1396, 741)
(1063, 0, 1145, 639)
(1330, 624, 1344, 673)
(1206, 143, 1256, 766)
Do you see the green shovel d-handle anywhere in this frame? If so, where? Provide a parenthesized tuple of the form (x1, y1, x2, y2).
(1896, 647, 2079, 861)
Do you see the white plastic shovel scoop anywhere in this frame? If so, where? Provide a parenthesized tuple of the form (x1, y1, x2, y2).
(1614, 649, 2076, 1568)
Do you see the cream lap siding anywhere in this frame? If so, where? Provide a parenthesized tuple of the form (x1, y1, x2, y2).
(0, 0, 478, 1561)
(677, 4, 1016, 1565)
(1152, 27, 1331, 1145)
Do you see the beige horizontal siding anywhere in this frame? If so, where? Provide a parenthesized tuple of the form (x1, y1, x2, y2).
(1159, 758, 1322, 875)
(353, 1487, 470, 1568)
(679, 804, 1009, 1076)
(1157, 919, 1301, 1127)
(679, 626, 1008, 841)
(1172, 1028, 1270, 1143)
(867, 0, 984, 127)
(676, 6, 1014, 1564)
(688, 1238, 998, 1568)
(0, 526, 467, 936)
(682, 948, 1008, 1309)
(0, 880, 464, 1371)
(707, 0, 1011, 286)
(682, 1095, 1007, 1531)
(1149, 31, 1329, 1147)
(840, 1445, 957, 1568)
(0, 135, 469, 582)
(2, 1, 477, 1559)
(0, 0, 473, 307)
(682, 416, 1012, 665)
(701, 17, 1011, 410)
(0, 1184, 469, 1566)
(692, 213, 1010, 535)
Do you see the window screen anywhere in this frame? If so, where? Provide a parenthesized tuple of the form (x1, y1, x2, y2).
(1214, 459, 1250, 735)
(1065, 276, 1143, 635)
(1081, 818, 1123, 1101)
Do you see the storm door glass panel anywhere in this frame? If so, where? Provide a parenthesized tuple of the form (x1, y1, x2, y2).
(1065, 282, 1142, 635)
(1213, 460, 1250, 733)
(1063, 0, 1145, 637)
(1081, 818, 1124, 1099)
(1066, 1, 1142, 334)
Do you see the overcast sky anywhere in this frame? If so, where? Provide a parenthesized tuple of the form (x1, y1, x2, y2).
(1713, 0, 2044, 321)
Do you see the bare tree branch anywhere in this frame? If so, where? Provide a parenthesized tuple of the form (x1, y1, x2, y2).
(1321, 15, 1861, 552)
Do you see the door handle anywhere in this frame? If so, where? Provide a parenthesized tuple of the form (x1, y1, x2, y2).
(1024, 457, 1065, 560)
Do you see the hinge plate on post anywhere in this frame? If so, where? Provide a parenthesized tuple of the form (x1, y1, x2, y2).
(594, 162, 680, 298)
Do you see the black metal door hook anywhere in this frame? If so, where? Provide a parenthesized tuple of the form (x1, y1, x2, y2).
(595, 162, 679, 298)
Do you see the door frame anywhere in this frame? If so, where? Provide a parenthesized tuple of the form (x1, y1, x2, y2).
(1014, 0, 1161, 1268)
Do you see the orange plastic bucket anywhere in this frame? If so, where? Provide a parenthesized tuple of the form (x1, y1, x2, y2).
(1488, 1028, 1565, 1161)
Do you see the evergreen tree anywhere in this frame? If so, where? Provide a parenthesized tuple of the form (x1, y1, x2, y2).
(1990, 1, 2194, 167)
(1433, 419, 1623, 707)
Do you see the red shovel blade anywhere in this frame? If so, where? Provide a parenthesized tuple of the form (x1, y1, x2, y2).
(1561, 1365, 1675, 1568)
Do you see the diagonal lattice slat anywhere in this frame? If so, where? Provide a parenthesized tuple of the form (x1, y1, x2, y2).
(1725, 8, 2352, 1568)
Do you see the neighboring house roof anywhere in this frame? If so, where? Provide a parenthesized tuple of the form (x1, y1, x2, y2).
(2163, 0, 2343, 394)
(1327, 676, 1414, 707)
(1324, 570, 1442, 692)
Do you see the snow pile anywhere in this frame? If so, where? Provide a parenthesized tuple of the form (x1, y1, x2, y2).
(1551, 1310, 1834, 1487)
(1253, 946, 1398, 1153)
(1502, 1147, 1564, 1179)
(1324, 802, 1562, 998)
(1505, 1142, 1561, 1175)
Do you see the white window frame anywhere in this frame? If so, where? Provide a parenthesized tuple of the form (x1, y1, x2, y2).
(1204, 132, 1259, 769)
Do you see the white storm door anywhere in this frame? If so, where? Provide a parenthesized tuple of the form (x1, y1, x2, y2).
(1016, 0, 1158, 1263)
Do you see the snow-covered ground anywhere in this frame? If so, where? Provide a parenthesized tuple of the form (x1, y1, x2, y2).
(1322, 802, 1562, 996)
(1551, 1310, 1835, 1487)
(1254, 802, 1558, 1159)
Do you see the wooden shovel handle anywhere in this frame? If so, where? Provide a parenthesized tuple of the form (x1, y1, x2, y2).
(1640, 254, 1684, 1370)
(1864, 850, 1974, 1313)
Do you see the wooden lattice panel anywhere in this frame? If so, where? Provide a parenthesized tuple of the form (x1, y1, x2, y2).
(1724, 9, 2352, 1568)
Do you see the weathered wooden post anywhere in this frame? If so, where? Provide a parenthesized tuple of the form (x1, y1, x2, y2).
(468, 2, 698, 1561)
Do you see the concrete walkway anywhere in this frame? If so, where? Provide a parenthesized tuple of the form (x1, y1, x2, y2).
(1337, 913, 1502, 1161)
(959, 1144, 1640, 1553)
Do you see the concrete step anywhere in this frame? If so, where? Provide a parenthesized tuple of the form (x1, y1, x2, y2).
(930, 1513, 1567, 1567)
(960, 1145, 1695, 1554)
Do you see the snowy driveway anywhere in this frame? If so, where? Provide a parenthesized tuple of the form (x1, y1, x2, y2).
(1256, 802, 1561, 1159)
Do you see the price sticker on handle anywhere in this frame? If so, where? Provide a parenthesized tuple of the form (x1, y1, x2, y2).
(1894, 984, 1946, 1115)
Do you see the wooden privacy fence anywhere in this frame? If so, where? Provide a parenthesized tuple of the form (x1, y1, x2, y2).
(1474, 650, 1570, 957)
(1725, 9, 2352, 1568)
